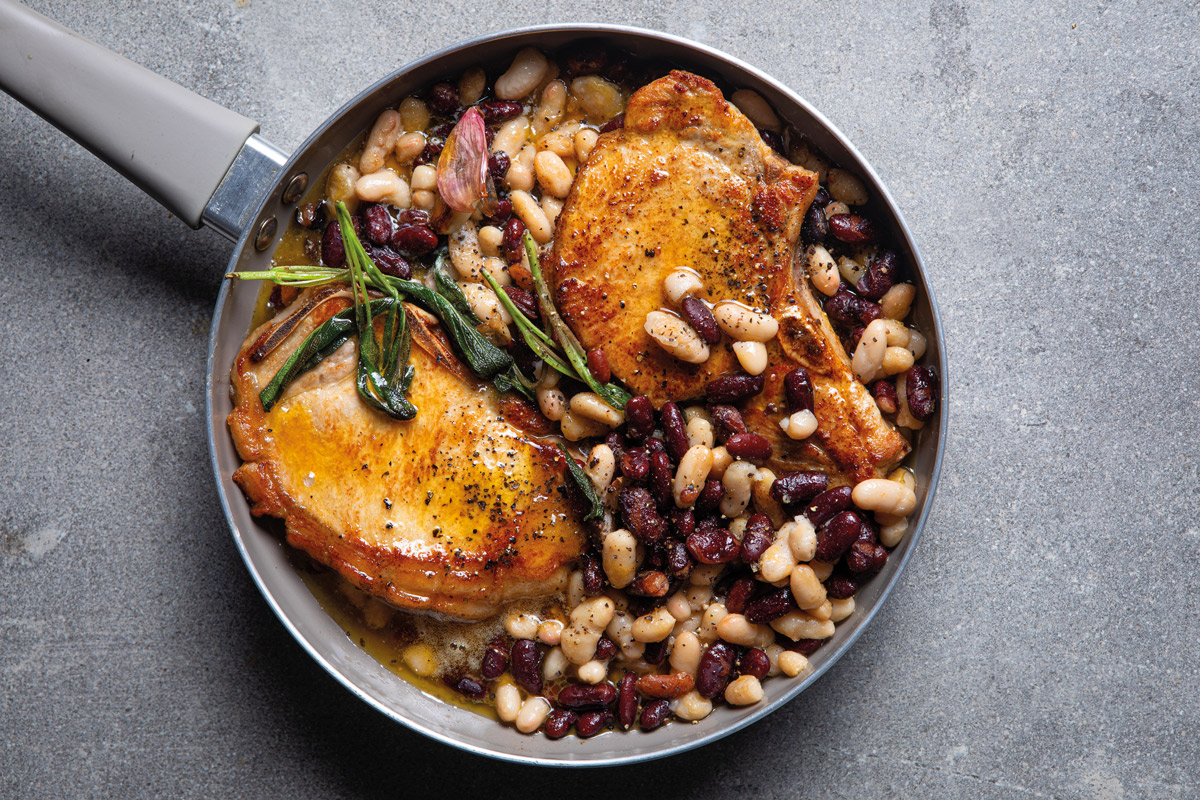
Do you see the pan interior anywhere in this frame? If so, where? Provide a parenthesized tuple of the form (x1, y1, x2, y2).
(206, 25, 946, 767)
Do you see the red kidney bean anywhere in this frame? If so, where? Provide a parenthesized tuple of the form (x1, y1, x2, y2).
(416, 139, 443, 166)
(846, 540, 889, 575)
(670, 508, 696, 540)
(825, 289, 882, 328)
(681, 296, 721, 344)
(770, 471, 829, 506)
(744, 587, 797, 623)
(813, 186, 831, 206)
(783, 368, 814, 414)
(427, 82, 460, 116)
(483, 196, 513, 225)
(856, 250, 899, 299)
(587, 348, 611, 384)
(618, 672, 639, 729)
(628, 570, 670, 597)
(620, 446, 650, 482)
(687, 521, 740, 564)
(362, 204, 393, 245)
(582, 552, 607, 595)
(447, 675, 487, 700)
(481, 637, 508, 679)
(805, 486, 853, 527)
(620, 487, 666, 543)
(643, 639, 669, 666)
(740, 648, 771, 680)
(510, 639, 543, 694)
(695, 478, 725, 514)
(667, 538, 693, 579)
(639, 699, 670, 731)
(708, 404, 747, 442)
(696, 642, 735, 698)
(801, 202, 828, 244)
(594, 636, 618, 661)
(367, 244, 411, 279)
(848, 326, 865, 351)
(644, 437, 665, 455)
(648, 451, 674, 508)
(829, 213, 878, 243)
(706, 373, 765, 404)
(576, 709, 613, 738)
(544, 708, 578, 740)
(477, 100, 524, 124)
(486, 150, 511, 185)
(824, 572, 860, 599)
(636, 672, 694, 698)
(659, 402, 690, 461)
(725, 577, 757, 614)
(624, 395, 655, 439)
(604, 432, 627, 461)
(502, 217, 526, 262)
(906, 366, 939, 421)
(391, 224, 439, 256)
(739, 514, 775, 564)
(558, 682, 617, 710)
(725, 432, 772, 460)
(872, 379, 898, 414)
(296, 202, 323, 229)
(320, 223, 346, 268)
(857, 515, 879, 545)
(501, 285, 539, 321)
(599, 113, 625, 133)
(816, 510, 863, 562)
(759, 128, 785, 155)
(790, 638, 828, 655)
(394, 209, 430, 226)
(564, 44, 609, 76)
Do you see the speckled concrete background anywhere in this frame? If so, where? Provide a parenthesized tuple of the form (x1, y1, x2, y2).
(1, 1, 1197, 797)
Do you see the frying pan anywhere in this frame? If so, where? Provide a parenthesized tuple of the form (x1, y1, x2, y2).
(0, 1, 947, 766)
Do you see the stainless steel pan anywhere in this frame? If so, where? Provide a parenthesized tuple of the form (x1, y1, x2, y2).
(0, 1, 947, 766)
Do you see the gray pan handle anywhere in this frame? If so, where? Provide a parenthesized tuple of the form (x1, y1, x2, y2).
(0, 0, 285, 236)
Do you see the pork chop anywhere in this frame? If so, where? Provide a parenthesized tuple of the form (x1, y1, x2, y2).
(228, 288, 584, 620)
(551, 70, 908, 482)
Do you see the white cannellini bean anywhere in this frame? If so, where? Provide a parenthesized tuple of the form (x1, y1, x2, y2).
(770, 610, 835, 641)
(672, 690, 713, 721)
(477, 224, 504, 258)
(789, 141, 829, 182)
(510, 190, 553, 243)
(560, 410, 608, 442)
(458, 67, 486, 105)
(574, 127, 600, 162)
(664, 268, 705, 304)
(570, 392, 624, 428)
(720, 461, 758, 518)
(758, 542, 795, 583)
(879, 518, 908, 548)
(789, 564, 827, 610)
(882, 345, 915, 376)
(631, 607, 676, 642)
(411, 189, 435, 211)
(806, 244, 841, 296)
(712, 302, 779, 342)
(838, 255, 866, 284)
(667, 591, 692, 621)
(505, 152, 536, 192)
(571, 596, 615, 632)
(537, 386, 566, 421)
(880, 282, 916, 320)
(879, 318, 912, 347)
(534, 150, 573, 198)
(908, 329, 928, 361)
(779, 409, 818, 440)
(537, 123, 579, 158)
(644, 310, 710, 364)
(716, 613, 772, 647)
(709, 446, 732, 479)
(584, 443, 616, 493)
(810, 560, 834, 582)
(724, 675, 765, 706)
(784, 515, 817, 562)
(697, 602, 728, 643)
(542, 646, 568, 681)
(669, 630, 703, 675)
(393, 130, 427, 164)
(673, 444, 714, 508)
(852, 318, 890, 383)
(398, 96, 430, 133)
(537, 619, 564, 645)
(515, 697, 552, 733)
(460, 283, 512, 342)
(686, 417, 715, 449)
(566, 570, 585, 609)
(541, 195, 564, 227)
(531, 80, 567, 137)
(808, 599, 834, 622)
(829, 596, 856, 623)
(765, 644, 786, 676)
(852, 478, 918, 516)
(826, 200, 851, 217)
(410, 164, 437, 192)
(730, 89, 781, 132)
(326, 163, 360, 211)
(732, 341, 769, 376)
(560, 625, 601, 664)
(491, 116, 530, 157)
(778, 650, 809, 677)
(689, 564, 724, 586)
(570, 76, 623, 121)
(826, 167, 869, 206)
(577, 660, 607, 684)
(495, 683, 522, 721)
(752, 468, 785, 529)
(602, 529, 638, 589)
(505, 612, 541, 640)
(360, 110, 401, 174)
(496, 48, 549, 100)
(401, 643, 437, 677)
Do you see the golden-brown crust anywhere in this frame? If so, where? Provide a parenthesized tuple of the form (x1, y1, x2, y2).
(228, 289, 585, 620)
(552, 70, 908, 482)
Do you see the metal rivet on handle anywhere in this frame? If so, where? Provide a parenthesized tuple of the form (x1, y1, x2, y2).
(254, 217, 277, 251)
(282, 173, 308, 204)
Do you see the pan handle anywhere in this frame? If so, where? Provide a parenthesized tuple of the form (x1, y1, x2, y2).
(0, 1, 285, 238)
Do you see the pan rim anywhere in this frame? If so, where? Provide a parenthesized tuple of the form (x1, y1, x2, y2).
(205, 23, 948, 767)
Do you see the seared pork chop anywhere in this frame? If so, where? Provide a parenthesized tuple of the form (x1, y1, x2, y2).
(551, 70, 908, 482)
(228, 288, 584, 620)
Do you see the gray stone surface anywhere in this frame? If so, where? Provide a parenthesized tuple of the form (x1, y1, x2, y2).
(1, 1, 1197, 797)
